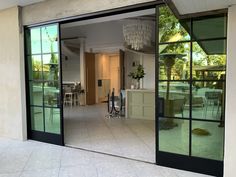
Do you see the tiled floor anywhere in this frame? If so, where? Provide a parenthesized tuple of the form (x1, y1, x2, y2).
(64, 103, 155, 162)
(0, 137, 213, 177)
(64, 103, 224, 162)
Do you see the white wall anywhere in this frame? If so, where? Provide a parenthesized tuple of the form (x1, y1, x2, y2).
(61, 21, 124, 53)
(22, 0, 154, 25)
(125, 50, 142, 89)
(125, 50, 155, 89)
(61, 44, 80, 83)
(142, 54, 155, 89)
(224, 5, 236, 177)
(0, 6, 26, 140)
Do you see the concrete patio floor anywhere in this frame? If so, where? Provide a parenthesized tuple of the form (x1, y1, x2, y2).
(0, 137, 213, 177)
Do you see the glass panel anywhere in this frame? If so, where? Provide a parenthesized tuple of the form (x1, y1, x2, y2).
(41, 25, 58, 54)
(44, 81, 60, 107)
(159, 42, 190, 80)
(192, 41, 226, 81)
(43, 54, 59, 81)
(192, 81, 225, 120)
(44, 108, 60, 134)
(28, 55, 42, 80)
(31, 106, 44, 131)
(193, 16, 227, 40)
(30, 28, 41, 55)
(29, 81, 43, 106)
(159, 81, 190, 118)
(26, 23, 61, 139)
(159, 6, 190, 43)
(192, 121, 224, 160)
(159, 118, 189, 155)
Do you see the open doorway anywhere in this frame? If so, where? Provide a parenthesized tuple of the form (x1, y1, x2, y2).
(60, 8, 156, 162)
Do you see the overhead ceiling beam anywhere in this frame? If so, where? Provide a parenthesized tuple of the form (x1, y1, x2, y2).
(164, 0, 228, 19)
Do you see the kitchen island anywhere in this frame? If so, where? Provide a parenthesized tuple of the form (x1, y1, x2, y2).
(125, 89, 155, 120)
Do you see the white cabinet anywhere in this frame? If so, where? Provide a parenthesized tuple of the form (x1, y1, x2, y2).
(126, 89, 155, 120)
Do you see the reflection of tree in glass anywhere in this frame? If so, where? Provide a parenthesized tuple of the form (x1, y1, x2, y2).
(32, 58, 48, 80)
(44, 26, 58, 81)
(159, 6, 189, 43)
(32, 60, 41, 80)
(159, 7, 190, 80)
(192, 42, 226, 82)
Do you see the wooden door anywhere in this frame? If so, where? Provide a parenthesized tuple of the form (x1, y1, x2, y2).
(109, 55, 120, 96)
(119, 49, 125, 89)
(85, 52, 96, 105)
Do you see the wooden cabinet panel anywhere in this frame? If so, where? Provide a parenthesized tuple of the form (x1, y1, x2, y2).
(85, 52, 96, 105)
(126, 89, 155, 120)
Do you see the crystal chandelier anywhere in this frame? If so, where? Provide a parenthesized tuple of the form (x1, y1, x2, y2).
(123, 20, 153, 50)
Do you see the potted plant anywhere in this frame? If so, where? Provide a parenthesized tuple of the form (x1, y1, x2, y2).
(128, 64, 145, 89)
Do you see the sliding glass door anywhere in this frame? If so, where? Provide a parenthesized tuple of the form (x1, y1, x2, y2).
(25, 24, 64, 145)
(156, 6, 226, 177)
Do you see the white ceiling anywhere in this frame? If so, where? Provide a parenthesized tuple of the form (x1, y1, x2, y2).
(172, 0, 236, 14)
(62, 8, 155, 28)
(0, 0, 44, 10)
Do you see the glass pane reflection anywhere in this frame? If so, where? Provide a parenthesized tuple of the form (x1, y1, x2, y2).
(43, 54, 59, 81)
(159, 81, 189, 118)
(42, 25, 58, 54)
(45, 108, 60, 134)
(28, 55, 42, 80)
(192, 41, 226, 81)
(159, 118, 189, 155)
(193, 16, 227, 40)
(44, 81, 60, 107)
(29, 81, 43, 106)
(30, 28, 41, 55)
(31, 107, 44, 132)
(192, 81, 225, 121)
(159, 6, 190, 43)
(192, 121, 224, 160)
(159, 42, 190, 80)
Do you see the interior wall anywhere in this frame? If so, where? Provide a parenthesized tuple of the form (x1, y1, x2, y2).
(22, 0, 154, 25)
(142, 54, 155, 89)
(124, 50, 155, 89)
(62, 21, 124, 53)
(61, 44, 80, 83)
(224, 5, 236, 177)
(0, 6, 26, 140)
(125, 50, 142, 89)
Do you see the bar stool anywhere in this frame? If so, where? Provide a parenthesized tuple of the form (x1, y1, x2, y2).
(64, 92, 73, 107)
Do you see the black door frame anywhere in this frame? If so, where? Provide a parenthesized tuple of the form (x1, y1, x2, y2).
(24, 1, 225, 176)
(156, 10, 226, 177)
(24, 23, 64, 145)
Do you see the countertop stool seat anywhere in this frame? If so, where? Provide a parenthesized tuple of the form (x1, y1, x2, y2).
(64, 92, 73, 107)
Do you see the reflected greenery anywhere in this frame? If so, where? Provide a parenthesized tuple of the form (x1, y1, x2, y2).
(159, 43, 190, 80)
(193, 41, 226, 81)
(159, 6, 190, 43)
(27, 24, 61, 135)
(158, 6, 226, 160)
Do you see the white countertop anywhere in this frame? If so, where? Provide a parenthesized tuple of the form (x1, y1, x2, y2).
(126, 89, 155, 92)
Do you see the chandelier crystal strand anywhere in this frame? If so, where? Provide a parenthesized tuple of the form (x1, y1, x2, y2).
(123, 20, 152, 50)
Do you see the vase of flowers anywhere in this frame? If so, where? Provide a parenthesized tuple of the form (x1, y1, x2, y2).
(128, 64, 145, 89)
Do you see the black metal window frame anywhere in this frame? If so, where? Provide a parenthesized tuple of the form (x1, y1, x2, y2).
(156, 7, 227, 177)
(24, 23, 64, 145)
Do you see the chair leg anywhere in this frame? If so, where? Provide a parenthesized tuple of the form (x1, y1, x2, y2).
(50, 108, 53, 124)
